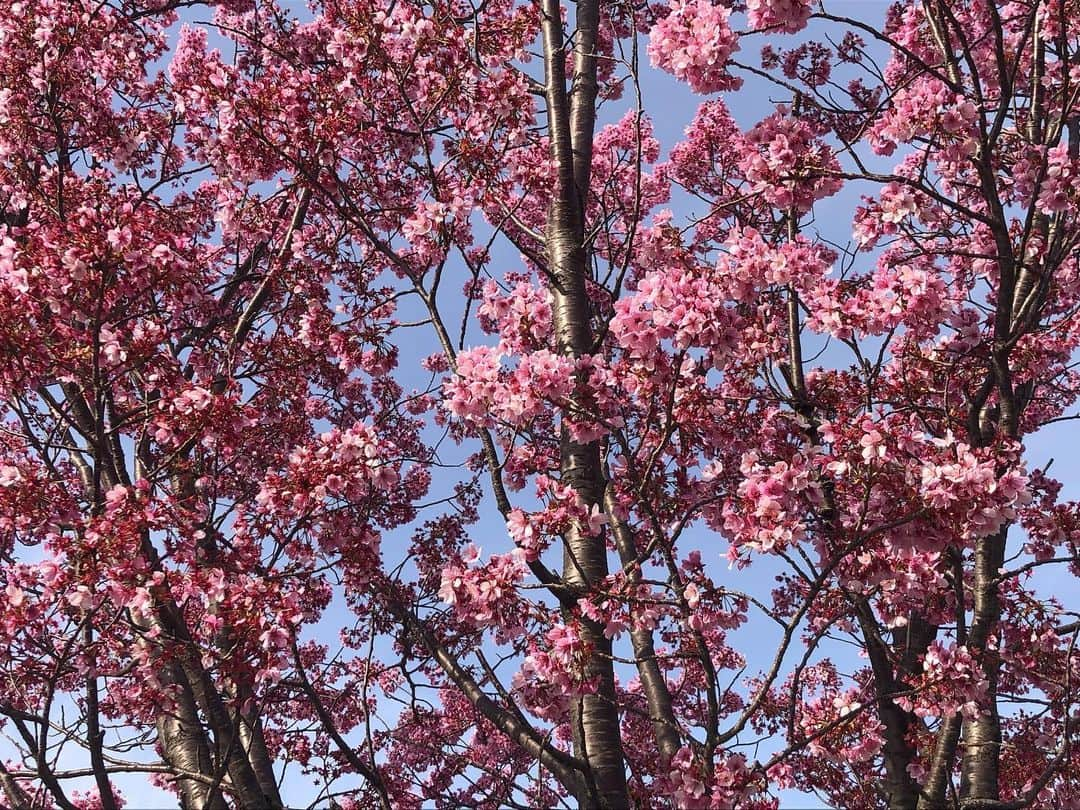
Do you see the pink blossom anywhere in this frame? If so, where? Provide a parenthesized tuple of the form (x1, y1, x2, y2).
(747, 0, 814, 33)
(647, 0, 740, 94)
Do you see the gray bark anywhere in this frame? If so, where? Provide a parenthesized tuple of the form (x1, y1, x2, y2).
(918, 714, 961, 810)
(541, 0, 630, 805)
(0, 760, 30, 810)
(958, 528, 1007, 805)
(605, 486, 682, 762)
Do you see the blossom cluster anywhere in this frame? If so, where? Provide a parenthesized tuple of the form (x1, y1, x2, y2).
(746, 0, 815, 34)
(647, 0, 741, 94)
(741, 109, 842, 213)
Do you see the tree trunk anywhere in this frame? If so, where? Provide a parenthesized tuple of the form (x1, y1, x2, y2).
(541, 0, 629, 806)
(156, 663, 229, 810)
(959, 527, 1007, 805)
(605, 486, 682, 762)
(854, 602, 921, 810)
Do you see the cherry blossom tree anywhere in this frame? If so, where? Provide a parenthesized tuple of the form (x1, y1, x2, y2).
(0, 0, 1079, 808)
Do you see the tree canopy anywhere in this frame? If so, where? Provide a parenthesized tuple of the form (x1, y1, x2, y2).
(0, 1, 1079, 808)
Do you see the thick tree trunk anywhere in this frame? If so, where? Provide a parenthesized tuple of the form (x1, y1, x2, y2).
(156, 664, 229, 810)
(541, 0, 629, 806)
(146, 473, 286, 806)
(160, 606, 285, 809)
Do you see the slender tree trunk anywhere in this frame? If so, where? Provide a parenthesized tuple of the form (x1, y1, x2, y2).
(958, 527, 1007, 806)
(84, 626, 118, 810)
(605, 487, 682, 762)
(237, 696, 284, 805)
(0, 761, 30, 810)
(541, 0, 629, 806)
(918, 714, 962, 810)
(854, 602, 920, 810)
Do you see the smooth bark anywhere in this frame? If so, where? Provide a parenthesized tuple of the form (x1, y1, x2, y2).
(542, 0, 630, 805)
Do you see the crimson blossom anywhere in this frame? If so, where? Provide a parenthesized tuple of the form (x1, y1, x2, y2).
(0, 0, 1079, 808)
